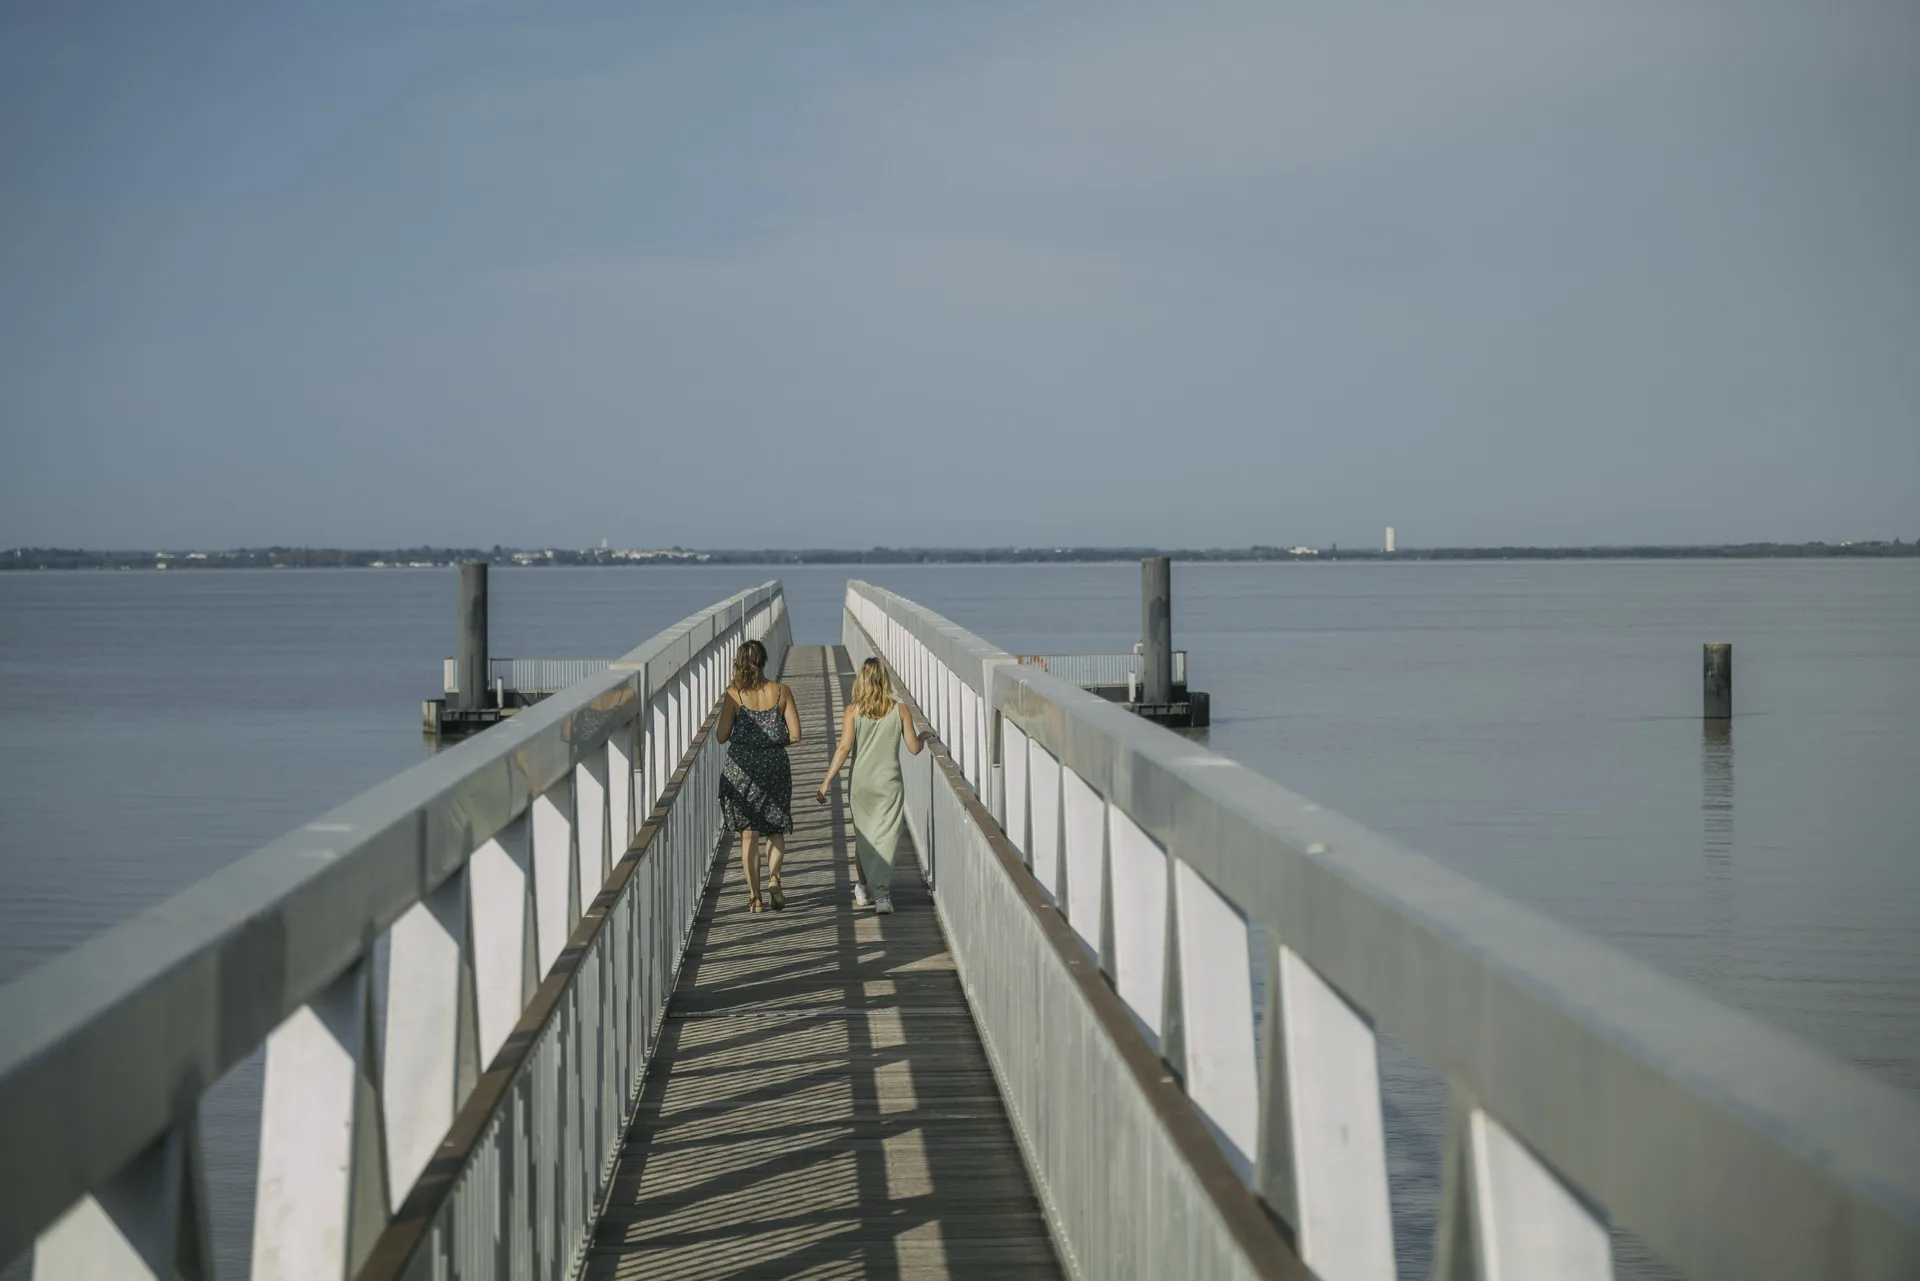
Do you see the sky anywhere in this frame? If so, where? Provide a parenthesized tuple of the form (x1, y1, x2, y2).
(2, 1, 1916, 551)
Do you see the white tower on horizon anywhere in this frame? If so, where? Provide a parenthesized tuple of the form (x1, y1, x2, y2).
(1385, 526, 1397, 554)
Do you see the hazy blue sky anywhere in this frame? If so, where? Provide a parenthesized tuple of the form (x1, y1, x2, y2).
(3, 2, 1916, 550)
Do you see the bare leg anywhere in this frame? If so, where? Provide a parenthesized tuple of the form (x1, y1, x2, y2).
(766, 833, 787, 909)
(739, 831, 762, 909)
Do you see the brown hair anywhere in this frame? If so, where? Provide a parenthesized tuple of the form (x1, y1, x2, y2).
(731, 639, 768, 692)
(853, 657, 894, 719)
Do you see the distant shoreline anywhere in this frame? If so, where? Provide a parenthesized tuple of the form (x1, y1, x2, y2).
(4, 541, 1916, 570)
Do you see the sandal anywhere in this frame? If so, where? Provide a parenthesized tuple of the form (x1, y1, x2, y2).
(768, 876, 786, 912)
(748, 895, 765, 914)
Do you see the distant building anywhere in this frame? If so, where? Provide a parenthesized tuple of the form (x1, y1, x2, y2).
(1288, 546, 1319, 557)
(1385, 526, 1397, 554)
(610, 548, 711, 563)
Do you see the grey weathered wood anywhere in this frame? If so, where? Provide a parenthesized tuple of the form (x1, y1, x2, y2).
(457, 561, 488, 712)
(1141, 556, 1173, 706)
(1704, 642, 1732, 719)
(587, 645, 1062, 1280)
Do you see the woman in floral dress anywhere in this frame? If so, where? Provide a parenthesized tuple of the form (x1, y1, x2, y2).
(716, 639, 801, 912)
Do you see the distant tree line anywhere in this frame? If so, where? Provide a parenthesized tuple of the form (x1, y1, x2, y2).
(5, 539, 1915, 571)
(698, 541, 1919, 563)
(1, 546, 496, 570)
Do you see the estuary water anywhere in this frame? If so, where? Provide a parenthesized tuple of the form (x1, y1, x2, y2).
(3, 561, 1916, 1276)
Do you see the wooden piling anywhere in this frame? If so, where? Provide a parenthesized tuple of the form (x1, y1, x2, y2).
(1142, 557, 1173, 706)
(458, 562, 489, 712)
(1703, 642, 1731, 719)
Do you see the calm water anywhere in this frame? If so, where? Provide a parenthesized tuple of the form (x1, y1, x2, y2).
(3, 562, 1917, 1276)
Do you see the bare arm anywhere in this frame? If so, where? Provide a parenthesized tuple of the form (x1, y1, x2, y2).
(715, 690, 738, 743)
(816, 706, 858, 801)
(781, 683, 803, 745)
(900, 701, 929, 755)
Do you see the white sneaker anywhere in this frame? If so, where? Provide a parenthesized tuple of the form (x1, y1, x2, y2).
(874, 893, 894, 915)
(852, 884, 872, 908)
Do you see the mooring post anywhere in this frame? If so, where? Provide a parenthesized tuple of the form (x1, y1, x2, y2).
(1703, 642, 1731, 719)
(1142, 556, 1173, 706)
(459, 562, 489, 712)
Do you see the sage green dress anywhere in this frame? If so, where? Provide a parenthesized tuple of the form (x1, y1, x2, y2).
(851, 705, 906, 893)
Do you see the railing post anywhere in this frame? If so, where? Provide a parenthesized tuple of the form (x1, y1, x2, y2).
(532, 777, 576, 977)
(34, 1120, 213, 1281)
(1433, 1086, 1612, 1281)
(609, 727, 634, 853)
(1107, 805, 1169, 1035)
(1061, 766, 1105, 955)
(1172, 861, 1259, 1175)
(1001, 719, 1030, 855)
(648, 693, 668, 813)
(1253, 944, 1394, 1278)
(470, 812, 534, 1067)
(381, 869, 476, 1210)
(253, 961, 388, 1281)
(1029, 743, 1062, 898)
(576, 751, 609, 912)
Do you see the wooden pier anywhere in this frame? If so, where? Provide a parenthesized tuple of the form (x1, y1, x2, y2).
(586, 646, 1061, 1280)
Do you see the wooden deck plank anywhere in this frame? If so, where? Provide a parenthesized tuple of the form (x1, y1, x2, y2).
(587, 645, 1062, 1281)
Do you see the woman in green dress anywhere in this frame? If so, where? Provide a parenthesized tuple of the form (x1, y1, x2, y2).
(815, 658, 930, 914)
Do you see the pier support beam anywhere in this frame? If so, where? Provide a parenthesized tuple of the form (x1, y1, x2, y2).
(458, 562, 489, 712)
(1142, 557, 1173, 706)
(1703, 643, 1731, 719)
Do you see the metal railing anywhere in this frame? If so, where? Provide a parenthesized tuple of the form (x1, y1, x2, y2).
(1015, 650, 1186, 690)
(844, 580, 1920, 1281)
(441, 658, 615, 696)
(2, 583, 792, 1280)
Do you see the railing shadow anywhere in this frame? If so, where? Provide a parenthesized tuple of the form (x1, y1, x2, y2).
(587, 646, 1057, 1279)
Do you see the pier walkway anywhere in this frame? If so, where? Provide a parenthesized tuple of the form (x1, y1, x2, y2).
(587, 646, 1059, 1279)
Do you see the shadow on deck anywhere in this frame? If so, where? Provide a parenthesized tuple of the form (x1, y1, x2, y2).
(587, 645, 1061, 1280)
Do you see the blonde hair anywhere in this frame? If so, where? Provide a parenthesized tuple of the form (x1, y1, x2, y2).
(853, 658, 894, 719)
(731, 639, 767, 692)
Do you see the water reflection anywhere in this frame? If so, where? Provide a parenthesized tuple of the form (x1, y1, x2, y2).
(1702, 719, 1735, 862)
(1702, 719, 1735, 962)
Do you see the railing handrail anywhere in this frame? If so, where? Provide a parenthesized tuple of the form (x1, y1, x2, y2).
(846, 579, 1920, 1281)
(1013, 649, 1185, 659)
(1014, 650, 1187, 688)
(0, 581, 785, 1266)
(441, 657, 618, 695)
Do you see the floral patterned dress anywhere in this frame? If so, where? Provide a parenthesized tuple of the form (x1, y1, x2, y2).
(720, 694, 793, 836)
